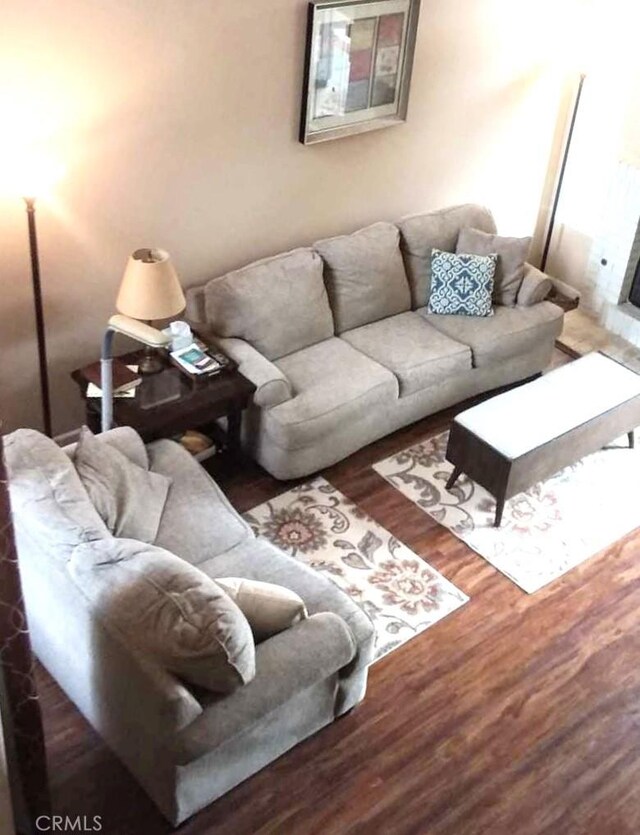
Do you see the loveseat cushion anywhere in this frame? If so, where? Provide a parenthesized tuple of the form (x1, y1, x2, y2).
(420, 302, 564, 368)
(148, 439, 251, 565)
(70, 538, 256, 694)
(4, 428, 109, 561)
(314, 222, 411, 333)
(268, 337, 398, 450)
(341, 311, 472, 397)
(203, 248, 334, 360)
(398, 204, 497, 309)
(74, 427, 171, 544)
(214, 577, 308, 641)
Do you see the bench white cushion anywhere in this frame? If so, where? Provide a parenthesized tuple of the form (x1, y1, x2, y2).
(455, 353, 640, 459)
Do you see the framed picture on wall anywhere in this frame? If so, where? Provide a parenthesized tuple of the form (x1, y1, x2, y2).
(299, 0, 421, 145)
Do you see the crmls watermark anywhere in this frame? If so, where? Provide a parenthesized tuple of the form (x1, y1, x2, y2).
(35, 816, 103, 832)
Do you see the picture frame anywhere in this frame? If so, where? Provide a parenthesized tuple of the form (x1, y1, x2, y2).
(299, 0, 421, 145)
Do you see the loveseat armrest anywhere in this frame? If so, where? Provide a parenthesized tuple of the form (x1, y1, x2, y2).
(216, 337, 293, 408)
(517, 264, 580, 310)
(172, 611, 356, 764)
(66, 542, 204, 737)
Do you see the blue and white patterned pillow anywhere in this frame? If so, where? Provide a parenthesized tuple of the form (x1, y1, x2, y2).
(428, 248, 497, 316)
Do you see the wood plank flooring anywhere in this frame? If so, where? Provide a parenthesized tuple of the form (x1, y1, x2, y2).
(35, 350, 640, 834)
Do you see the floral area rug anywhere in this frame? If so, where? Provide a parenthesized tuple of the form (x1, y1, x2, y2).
(373, 431, 640, 594)
(244, 477, 468, 661)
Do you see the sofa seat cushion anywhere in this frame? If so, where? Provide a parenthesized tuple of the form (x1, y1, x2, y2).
(340, 311, 472, 397)
(398, 204, 497, 309)
(203, 248, 334, 360)
(314, 222, 411, 333)
(199, 536, 375, 669)
(419, 301, 564, 368)
(268, 337, 398, 450)
(148, 439, 251, 565)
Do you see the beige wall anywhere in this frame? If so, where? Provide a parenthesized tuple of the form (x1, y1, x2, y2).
(0, 0, 574, 435)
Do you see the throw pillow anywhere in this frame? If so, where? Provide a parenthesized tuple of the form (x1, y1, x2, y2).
(456, 227, 531, 306)
(214, 577, 308, 642)
(74, 426, 171, 543)
(428, 249, 497, 317)
(69, 538, 256, 693)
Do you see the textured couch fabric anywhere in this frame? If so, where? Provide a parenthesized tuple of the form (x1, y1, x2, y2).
(4, 429, 372, 826)
(185, 203, 579, 480)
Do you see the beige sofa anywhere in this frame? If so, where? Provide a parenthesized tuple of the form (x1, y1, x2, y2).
(186, 204, 578, 479)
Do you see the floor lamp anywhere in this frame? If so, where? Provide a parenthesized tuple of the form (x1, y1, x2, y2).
(23, 196, 52, 437)
(540, 73, 586, 273)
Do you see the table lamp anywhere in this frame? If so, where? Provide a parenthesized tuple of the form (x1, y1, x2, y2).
(115, 248, 186, 373)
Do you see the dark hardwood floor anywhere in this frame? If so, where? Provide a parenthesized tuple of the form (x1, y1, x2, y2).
(35, 349, 640, 834)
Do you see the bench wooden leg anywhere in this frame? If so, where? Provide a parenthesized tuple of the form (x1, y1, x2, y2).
(446, 466, 462, 491)
(494, 496, 506, 528)
(629, 431, 635, 449)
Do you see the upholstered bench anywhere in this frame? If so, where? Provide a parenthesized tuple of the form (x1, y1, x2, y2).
(445, 352, 640, 526)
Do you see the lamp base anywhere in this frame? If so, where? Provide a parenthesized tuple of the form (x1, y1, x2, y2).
(138, 346, 165, 375)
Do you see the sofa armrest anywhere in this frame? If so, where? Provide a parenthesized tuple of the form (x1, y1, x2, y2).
(66, 543, 203, 736)
(216, 337, 293, 408)
(172, 611, 356, 764)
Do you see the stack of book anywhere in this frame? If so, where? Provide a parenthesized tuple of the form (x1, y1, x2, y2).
(83, 361, 141, 399)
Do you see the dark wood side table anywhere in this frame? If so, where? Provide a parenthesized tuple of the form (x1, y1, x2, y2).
(71, 351, 255, 460)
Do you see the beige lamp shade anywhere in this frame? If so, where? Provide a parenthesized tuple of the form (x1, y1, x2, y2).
(116, 248, 186, 321)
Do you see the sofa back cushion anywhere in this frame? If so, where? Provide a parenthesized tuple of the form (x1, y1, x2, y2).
(398, 204, 497, 309)
(4, 429, 109, 562)
(203, 248, 334, 360)
(314, 222, 411, 333)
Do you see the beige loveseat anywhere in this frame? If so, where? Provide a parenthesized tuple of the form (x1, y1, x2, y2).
(5, 427, 374, 826)
(186, 204, 578, 479)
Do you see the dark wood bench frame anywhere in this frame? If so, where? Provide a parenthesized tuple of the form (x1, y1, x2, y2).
(446, 390, 640, 527)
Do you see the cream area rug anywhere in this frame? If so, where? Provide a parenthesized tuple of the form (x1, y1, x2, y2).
(245, 477, 468, 660)
(373, 430, 640, 594)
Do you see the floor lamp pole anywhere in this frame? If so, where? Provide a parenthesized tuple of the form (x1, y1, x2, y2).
(540, 73, 586, 273)
(24, 198, 52, 437)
